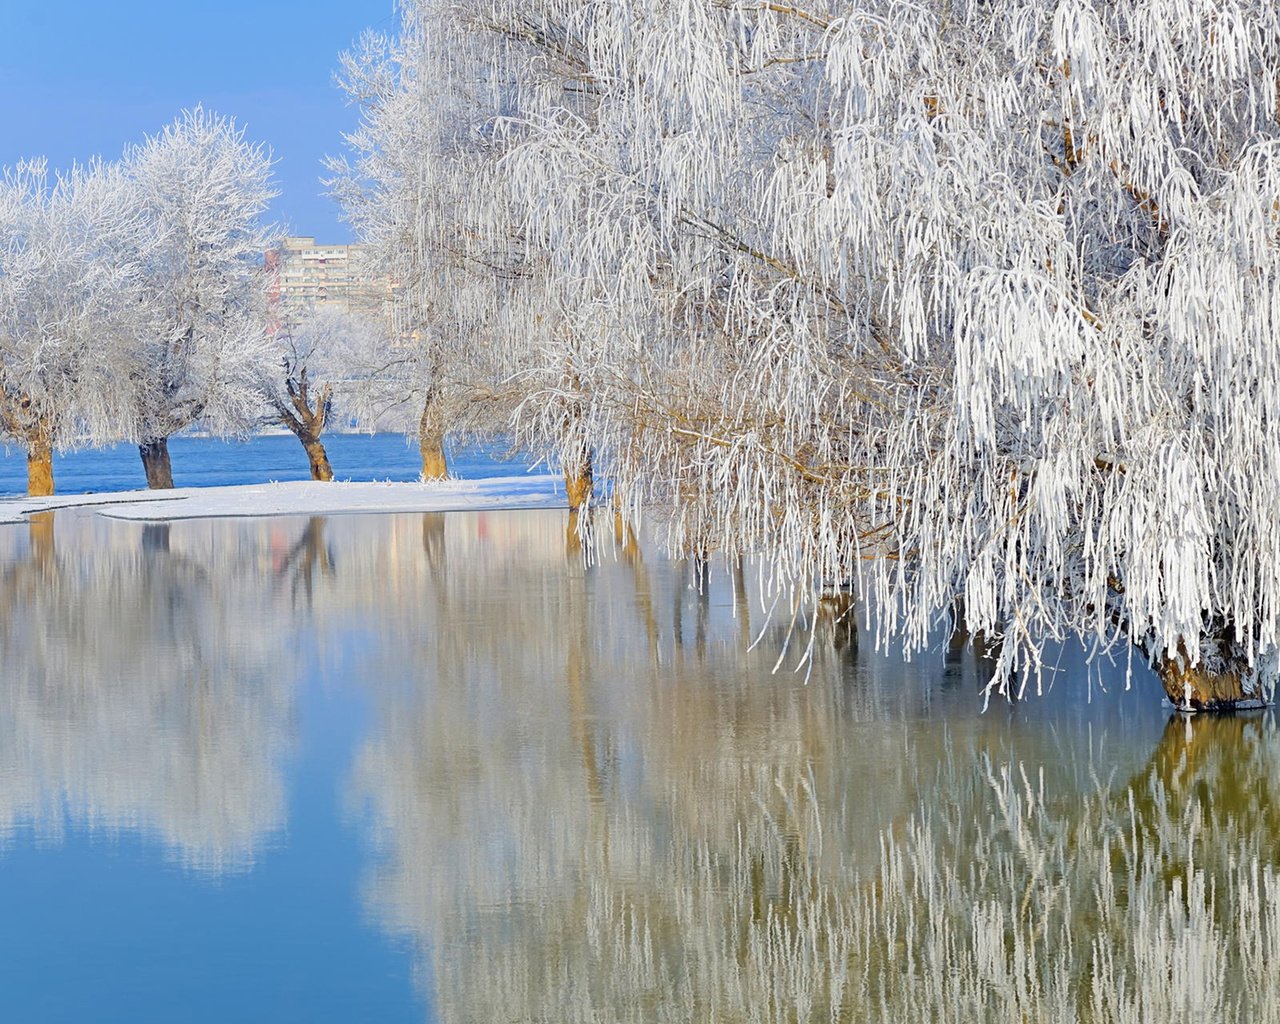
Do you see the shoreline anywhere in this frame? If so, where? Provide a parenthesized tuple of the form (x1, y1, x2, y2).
(0, 476, 566, 525)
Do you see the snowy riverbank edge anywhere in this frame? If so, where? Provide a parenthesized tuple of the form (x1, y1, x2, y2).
(0, 476, 567, 524)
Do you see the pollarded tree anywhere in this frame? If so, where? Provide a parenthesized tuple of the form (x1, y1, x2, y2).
(331, 21, 457, 479)
(330, 3, 568, 486)
(0, 160, 147, 495)
(259, 307, 391, 481)
(379, 0, 1280, 709)
(124, 108, 278, 489)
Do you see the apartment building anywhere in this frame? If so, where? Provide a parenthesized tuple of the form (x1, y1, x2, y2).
(266, 236, 389, 328)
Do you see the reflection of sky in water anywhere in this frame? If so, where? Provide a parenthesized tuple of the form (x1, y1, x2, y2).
(0, 666, 420, 1023)
(0, 509, 1271, 1022)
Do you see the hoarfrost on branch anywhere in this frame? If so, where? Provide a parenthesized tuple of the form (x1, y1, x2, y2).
(336, 0, 1280, 701)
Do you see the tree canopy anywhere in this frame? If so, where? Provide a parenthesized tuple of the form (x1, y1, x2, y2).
(334, 0, 1280, 706)
(0, 110, 279, 492)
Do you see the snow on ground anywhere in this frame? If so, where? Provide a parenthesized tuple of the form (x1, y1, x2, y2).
(0, 476, 566, 525)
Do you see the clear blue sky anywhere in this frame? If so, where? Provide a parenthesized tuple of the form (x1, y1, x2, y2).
(0, 0, 397, 242)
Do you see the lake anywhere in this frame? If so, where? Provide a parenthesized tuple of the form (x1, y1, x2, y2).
(0, 433, 535, 497)
(0, 507, 1275, 1023)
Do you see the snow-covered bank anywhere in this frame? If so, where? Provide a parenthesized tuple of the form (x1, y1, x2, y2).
(0, 476, 565, 525)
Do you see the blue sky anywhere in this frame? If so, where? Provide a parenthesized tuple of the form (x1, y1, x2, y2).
(0, 0, 397, 242)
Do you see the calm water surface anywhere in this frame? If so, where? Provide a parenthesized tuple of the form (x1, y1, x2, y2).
(0, 509, 1275, 1022)
(0, 433, 536, 496)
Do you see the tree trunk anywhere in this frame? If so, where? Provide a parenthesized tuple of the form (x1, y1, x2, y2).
(26, 436, 53, 497)
(278, 373, 333, 482)
(420, 434, 447, 480)
(303, 437, 334, 482)
(139, 439, 175, 489)
(566, 511, 586, 556)
(564, 448, 593, 512)
(419, 394, 448, 480)
(1157, 652, 1250, 711)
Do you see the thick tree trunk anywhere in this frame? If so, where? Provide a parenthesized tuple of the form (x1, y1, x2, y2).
(139, 438, 175, 489)
(420, 435, 448, 480)
(26, 436, 53, 497)
(303, 437, 334, 482)
(1157, 652, 1250, 711)
(419, 394, 448, 480)
(564, 448, 593, 512)
(565, 511, 586, 556)
(278, 373, 334, 482)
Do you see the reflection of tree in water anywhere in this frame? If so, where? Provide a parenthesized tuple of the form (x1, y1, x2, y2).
(348, 514, 1280, 1022)
(274, 516, 336, 609)
(0, 512, 300, 872)
(349, 514, 995, 1021)
(856, 713, 1280, 1022)
(12, 508, 1261, 1017)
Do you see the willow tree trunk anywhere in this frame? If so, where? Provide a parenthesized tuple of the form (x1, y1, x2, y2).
(276, 374, 334, 482)
(26, 435, 53, 496)
(564, 448, 593, 513)
(139, 439, 175, 489)
(419, 394, 447, 480)
(1157, 653, 1249, 711)
(302, 437, 334, 482)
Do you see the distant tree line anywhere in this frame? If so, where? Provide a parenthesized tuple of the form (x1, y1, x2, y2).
(0, 108, 391, 496)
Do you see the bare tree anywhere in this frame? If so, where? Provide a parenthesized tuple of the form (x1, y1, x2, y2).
(259, 307, 391, 481)
(330, 6, 565, 485)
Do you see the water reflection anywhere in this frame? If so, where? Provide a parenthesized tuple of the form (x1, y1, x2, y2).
(344, 513, 1280, 1024)
(0, 512, 297, 871)
(1, 508, 1276, 1022)
(275, 516, 336, 608)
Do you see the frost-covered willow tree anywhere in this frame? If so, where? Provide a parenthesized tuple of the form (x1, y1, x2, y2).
(0, 160, 146, 495)
(367, 0, 1280, 708)
(330, 3, 570, 485)
(259, 308, 391, 481)
(124, 108, 278, 489)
